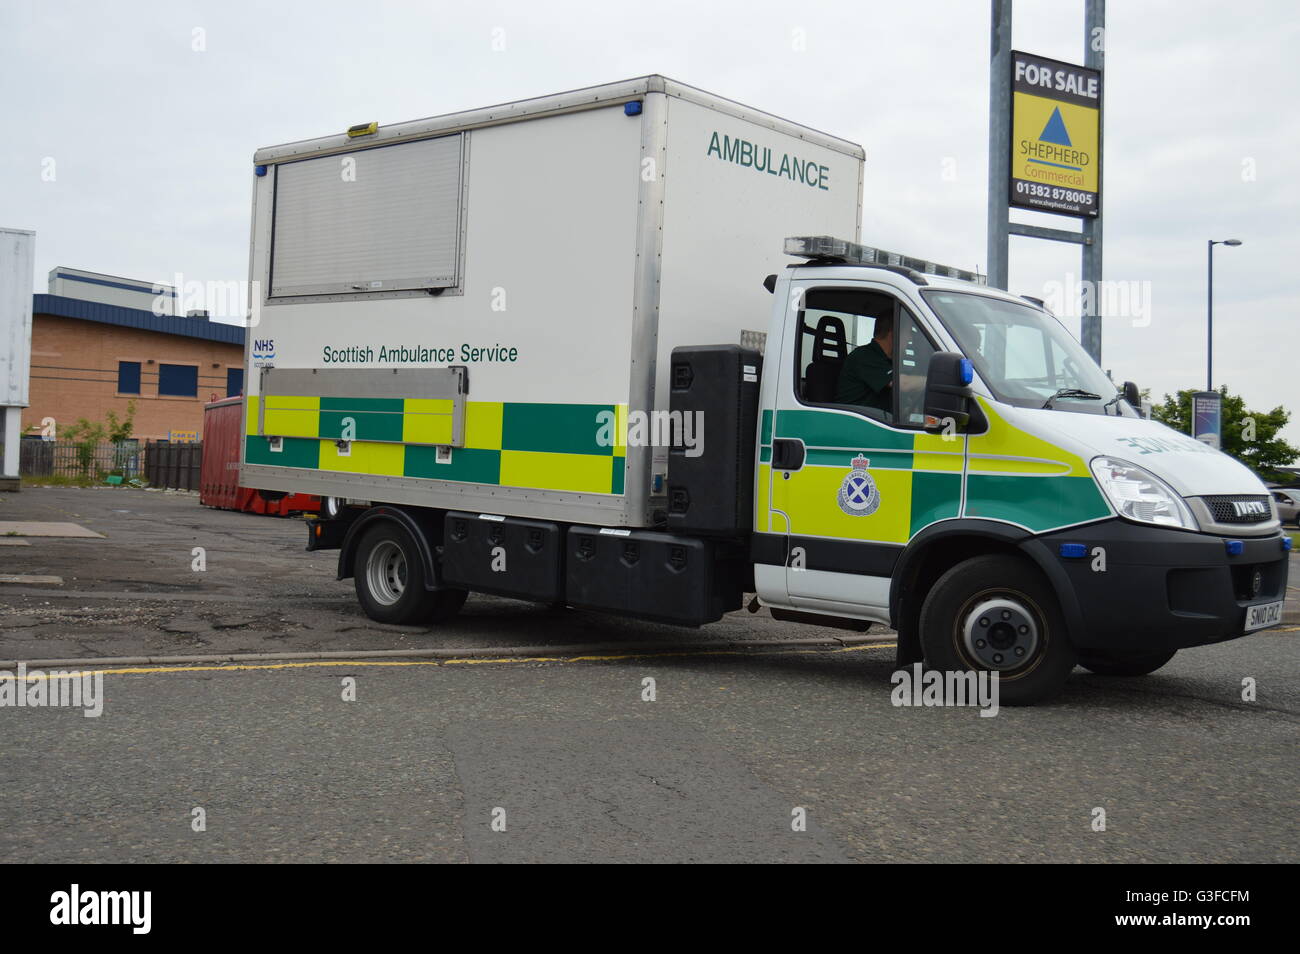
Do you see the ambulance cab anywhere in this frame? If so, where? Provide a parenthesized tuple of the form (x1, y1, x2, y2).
(753, 236, 1290, 703)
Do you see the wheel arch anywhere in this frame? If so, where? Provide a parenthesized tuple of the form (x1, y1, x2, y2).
(890, 519, 1087, 663)
(337, 505, 445, 590)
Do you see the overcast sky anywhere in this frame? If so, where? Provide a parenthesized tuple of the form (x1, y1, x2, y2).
(2, 0, 1296, 444)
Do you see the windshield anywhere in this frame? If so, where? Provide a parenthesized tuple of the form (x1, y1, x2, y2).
(921, 290, 1133, 415)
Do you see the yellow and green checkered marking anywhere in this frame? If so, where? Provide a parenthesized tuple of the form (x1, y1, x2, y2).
(761, 409, 962, 542)
(964, 398, 1108, 530)
(757, 404, 1108, 540)
(244, 397, 627, 495)
(257, 395, 456, 444)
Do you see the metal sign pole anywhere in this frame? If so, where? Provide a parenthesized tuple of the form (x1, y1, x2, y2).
(1080, 0, 1105, 363)
(1206, 239, 1214, 391)
(987, 0, 1012, 291)
(988, 1, 1105, 362)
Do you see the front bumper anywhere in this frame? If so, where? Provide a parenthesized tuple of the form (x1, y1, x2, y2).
(1024, 519, 1290, 652)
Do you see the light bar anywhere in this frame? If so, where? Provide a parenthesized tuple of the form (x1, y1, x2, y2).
(783, 235, 986, 285)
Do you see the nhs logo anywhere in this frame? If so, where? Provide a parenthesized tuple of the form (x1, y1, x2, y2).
(252, 338, 276, 368)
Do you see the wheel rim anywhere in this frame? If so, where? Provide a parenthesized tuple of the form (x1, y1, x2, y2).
(956, 590, 1043, 674)
(365, 540, 407, 606)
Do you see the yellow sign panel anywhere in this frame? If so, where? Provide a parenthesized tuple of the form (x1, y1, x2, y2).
(1009, 51, 1102, 218)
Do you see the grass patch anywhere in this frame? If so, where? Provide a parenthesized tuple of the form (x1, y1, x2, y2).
(20, 474, 148, 489)
(21, 474, 100, 488)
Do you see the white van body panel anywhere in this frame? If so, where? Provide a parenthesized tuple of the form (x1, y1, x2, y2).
(1001, 406, 1270, 498)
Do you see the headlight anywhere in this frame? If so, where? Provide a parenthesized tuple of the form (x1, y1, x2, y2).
(1089, 457, 1197, 530)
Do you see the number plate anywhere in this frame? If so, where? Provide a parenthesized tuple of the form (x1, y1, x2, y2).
(1244, 600, 1283, 632)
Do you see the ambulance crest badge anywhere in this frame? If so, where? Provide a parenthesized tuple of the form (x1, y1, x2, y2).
(836, 454, 880, 516)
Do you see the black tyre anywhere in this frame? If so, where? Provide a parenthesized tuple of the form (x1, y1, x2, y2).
(1078, 649, 1175, 676)
(353, 522, 466, 624)
(918, 554, 1075, 706)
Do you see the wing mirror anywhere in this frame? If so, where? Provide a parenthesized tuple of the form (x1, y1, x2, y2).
(1122, 380, 1140, 407)
(923, 352, 981, 435)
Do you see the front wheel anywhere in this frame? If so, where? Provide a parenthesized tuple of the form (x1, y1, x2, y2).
(918, 554, 1075, 706)
(1078, 649, 1176, 676)
(354, 523, 467, 625)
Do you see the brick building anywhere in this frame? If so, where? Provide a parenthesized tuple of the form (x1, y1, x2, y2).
(23, 293, 245, 442)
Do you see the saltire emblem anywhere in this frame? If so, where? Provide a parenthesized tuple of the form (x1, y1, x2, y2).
(836, 454, 880, 516)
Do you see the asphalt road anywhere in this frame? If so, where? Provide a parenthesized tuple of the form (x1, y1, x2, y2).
(0, 486, 869, 659)
(1, 487, 1297, 863)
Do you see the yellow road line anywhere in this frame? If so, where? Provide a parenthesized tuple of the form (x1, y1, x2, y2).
(7, 642, 899, 681)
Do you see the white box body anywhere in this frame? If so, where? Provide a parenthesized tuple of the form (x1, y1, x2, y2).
(243, 76, 863, 526)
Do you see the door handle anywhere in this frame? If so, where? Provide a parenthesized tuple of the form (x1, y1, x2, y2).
(772, 438, 805, 471)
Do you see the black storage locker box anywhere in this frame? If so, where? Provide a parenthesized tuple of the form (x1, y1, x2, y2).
(441, 511, 563, 603)
(565, 526, 745, 626)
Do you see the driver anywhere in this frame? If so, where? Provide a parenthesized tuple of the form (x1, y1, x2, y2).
(836, 319, 893, 411)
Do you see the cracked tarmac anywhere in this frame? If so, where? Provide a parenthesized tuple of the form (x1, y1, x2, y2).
(0, 486, 881, 660)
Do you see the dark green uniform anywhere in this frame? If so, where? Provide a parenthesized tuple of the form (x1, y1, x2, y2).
(835, 339, 893, 411)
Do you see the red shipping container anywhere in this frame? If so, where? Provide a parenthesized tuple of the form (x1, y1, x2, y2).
(201, 396, 319, 516)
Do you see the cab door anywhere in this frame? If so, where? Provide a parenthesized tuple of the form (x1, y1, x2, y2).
(769, 278, 965, 618)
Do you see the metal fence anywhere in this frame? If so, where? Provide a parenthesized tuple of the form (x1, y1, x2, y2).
(18, 440, 145, 479)
(15, 439, 202, 490)
(143, 442, 202, 491)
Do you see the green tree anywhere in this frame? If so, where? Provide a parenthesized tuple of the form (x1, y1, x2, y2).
(59, 418, 106, 477)
(60, 401, 139, 478)
(105, 400, 137, 443)
(1151, 387, 1298, 482)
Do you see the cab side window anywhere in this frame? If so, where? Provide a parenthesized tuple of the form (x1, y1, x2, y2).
(895, 310, 939, 427)
(793, 286, 939, 429)
(794, 288, 893, 423)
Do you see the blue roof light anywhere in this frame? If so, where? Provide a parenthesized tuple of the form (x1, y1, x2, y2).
(254, 165, 268, 177)
(624, 101, 643, 116)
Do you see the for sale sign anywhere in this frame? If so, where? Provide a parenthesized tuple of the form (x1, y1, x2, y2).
(1009, 51, 1102, 218)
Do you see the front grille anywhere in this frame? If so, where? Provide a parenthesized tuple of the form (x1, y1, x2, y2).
(1201, 495, 1273, 524)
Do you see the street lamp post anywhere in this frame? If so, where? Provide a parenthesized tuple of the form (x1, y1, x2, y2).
(1207, 238, 1242, 391)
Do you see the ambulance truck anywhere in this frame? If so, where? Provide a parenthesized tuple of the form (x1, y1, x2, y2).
(242, 76, 1290, 704)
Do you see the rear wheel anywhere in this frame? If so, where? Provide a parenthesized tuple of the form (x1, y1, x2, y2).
(919, 554, 1075, 705)
(354, 523, 466, 625)
(1078, 649, 1175, 676)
